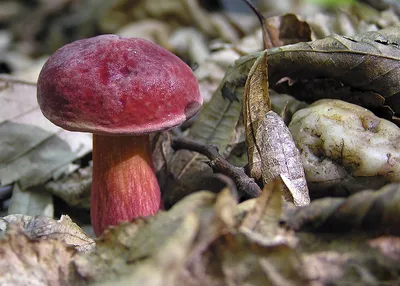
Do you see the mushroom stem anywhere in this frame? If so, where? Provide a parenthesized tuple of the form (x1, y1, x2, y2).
(91, 134, 161, 236)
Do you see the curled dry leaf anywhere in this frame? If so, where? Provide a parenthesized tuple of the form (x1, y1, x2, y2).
(289, 99, 400, 194)
(268, 26, 400, 123)
(243, 51, 271, 180)
(0, 214, 95, 252)
(0, 225, 75, 286)
(243, 52, 309, 206)
(286, 183, 400, 235)
(236, 13, 312, 55)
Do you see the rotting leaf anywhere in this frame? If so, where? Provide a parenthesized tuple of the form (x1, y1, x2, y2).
(204, 233, 307, 286)
(73, 185, 306, 285)
(0, 214, 94, 252)
(267, 26, 400, 122)
(368, 236, 400, 262)
(99, 212, 200, 286)
(286, 183, 400, 235)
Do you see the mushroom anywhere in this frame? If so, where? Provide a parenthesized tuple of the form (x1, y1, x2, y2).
(37, 35, 203, 236)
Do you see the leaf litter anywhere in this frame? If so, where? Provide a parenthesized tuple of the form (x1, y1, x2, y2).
(0, 0, 400, 285)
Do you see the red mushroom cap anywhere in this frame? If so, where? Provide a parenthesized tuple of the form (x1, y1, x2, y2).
(37, 35, 202, 135)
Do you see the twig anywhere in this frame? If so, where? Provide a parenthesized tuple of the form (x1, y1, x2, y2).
(242, 0, 273, 49)
(172, 137, 262, 198)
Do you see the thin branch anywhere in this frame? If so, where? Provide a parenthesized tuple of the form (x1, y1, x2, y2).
(172, 137, 262, 198)
(242, 0, 273, 49)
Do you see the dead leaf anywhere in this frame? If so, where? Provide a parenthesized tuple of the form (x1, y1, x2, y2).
(240, 178, 282, 239)
(251, 110, 310, 206)
(243, 51, 309, 206)
(203, 233, 307, 286)
(73, 191, 218, 282)
(0, 76, 92, 189)
(286, 183, 400, 235)
(268, 26, 400, 122)
(43, 166, 91, 209)
(0, 214, 94, 252)
(7, 183, 53, 217)
(265, 13, 312, 47)
(243, 51, 271, 180)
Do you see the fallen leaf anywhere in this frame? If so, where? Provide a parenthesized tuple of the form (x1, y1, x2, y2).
(243, 51, 271, 180)
(286, 183, 400, 235)
(265, 13, 313, 47)
(240, 178, 282, 239)
(0, 76, 92, 189)
(243, 52, 309, 206)
(268, 26, 400, 122)
(43, 166, 91, 209)
(7, 183, 53, 217)
(0, 214, 94, 252)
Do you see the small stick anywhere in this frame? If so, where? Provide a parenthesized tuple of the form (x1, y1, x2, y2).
(242, 0, 274, 49)
(172, 137, 262, 198)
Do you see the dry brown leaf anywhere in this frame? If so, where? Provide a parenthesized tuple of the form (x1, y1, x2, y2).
(0, 214, 94, 252)
(243, 52, 309, 206)
(268, 26, 400, 123)
(243, 50, 271, 180)
(265, 13, 313, 47)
